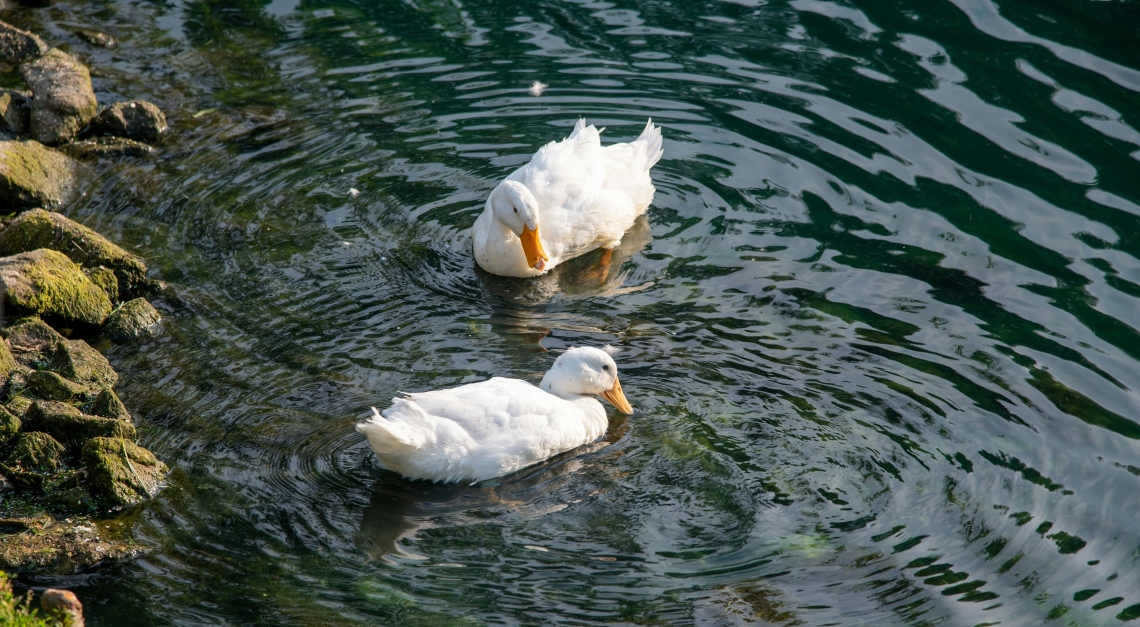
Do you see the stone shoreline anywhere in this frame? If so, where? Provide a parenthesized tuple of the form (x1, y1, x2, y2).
(0, 15, 170, 587)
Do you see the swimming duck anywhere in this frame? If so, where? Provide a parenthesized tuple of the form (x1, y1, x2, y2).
(356, 346, 634, 483)
(472, 119, 664, 277)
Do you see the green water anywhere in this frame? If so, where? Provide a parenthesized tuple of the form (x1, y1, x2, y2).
(6, 0, 1140, 624)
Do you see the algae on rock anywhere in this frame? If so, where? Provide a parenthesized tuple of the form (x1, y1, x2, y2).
(82, 437, 167, 508)
(22, 400, 134, 449)
(0, 209, 148, 298)
(50, 338, 118, 387)
(103, 298, 161, 340)
(0, 249, 112, 326)
(27, 370, 86, 401)
(0, 140, 79, 209)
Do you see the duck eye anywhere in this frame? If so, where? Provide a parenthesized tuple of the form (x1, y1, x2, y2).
(602, 365, 610, 371)
(513, 208, 518, 213)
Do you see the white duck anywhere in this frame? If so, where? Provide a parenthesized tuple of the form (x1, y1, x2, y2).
(472, 119, 664, 277)
(356, 347, 634, 483)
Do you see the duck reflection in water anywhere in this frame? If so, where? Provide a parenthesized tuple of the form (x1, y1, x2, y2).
(475, 214, 652, 347)
(355, 424, 626, 562)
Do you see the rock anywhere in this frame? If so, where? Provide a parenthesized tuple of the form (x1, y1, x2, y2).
(4, 431, 66, 473)
(85, 266, 118, 302)
(0, 140, 80, 209)
(2, 316, 64, 368)
(103, 298, 161, 340)
(0, 337, 16, 384)
(20, 48, 98, 144)
(49, 338, 118, 387)
(22, 400, 134, 449)
(0, 249, 113, 326)
(27, 369, 86, 400)
(0, 405, 22, 444)
(0, 209, 149, 298)
(0, 89, 30, 137)
(0, 513, 140, 574)
(85, 100, 166, 143)
(61, 136, 154, 159)
(82, 437, 165, 508)
(0, 20, 49, 64)
(5, 395, 32, 419)
(76, 27, 114, 48)
(41, 588, 86, 627)
(90, 387, 129, 421)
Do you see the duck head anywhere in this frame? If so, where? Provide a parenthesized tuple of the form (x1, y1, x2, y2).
(540, 346, 634, 413)
(490, 180, 549, 270)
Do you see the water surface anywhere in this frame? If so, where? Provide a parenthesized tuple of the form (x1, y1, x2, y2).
(6, 0, 1140, 624)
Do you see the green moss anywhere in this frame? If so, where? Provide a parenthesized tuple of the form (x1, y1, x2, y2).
(0, 141, 78, 210)
(102, 298, 160, 340)
(0, 340, 16, 385)
(0, 210, 147, 298)
(26, 371, 85, 402)
(3, 433, 66, 474)
(0, 406, 21, 444)
(90, 388, 129, 421)
(22, 400, 134, 450)
(0, 249, 112, 326)
(48, 339, 117, 387)
(84, 267, 118, 304)
(82, 437, 167, 508)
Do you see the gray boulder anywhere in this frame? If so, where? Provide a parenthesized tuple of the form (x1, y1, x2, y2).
(0, 140, 79, 209)
(103, 298, 161, 340)
(85, 100, 166, 143)
(20, 48, 98, 144)
(0, 20, 49, 64)
(0, 249, 113, 326)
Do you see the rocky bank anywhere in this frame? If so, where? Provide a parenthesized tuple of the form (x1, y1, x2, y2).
(0, 15, 170, 583)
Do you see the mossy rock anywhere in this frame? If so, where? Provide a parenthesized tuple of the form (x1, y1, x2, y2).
(5, 395, 32, 419)
(27, 370, 86, 401)
(48, 338, 117, 387)
(22, 400, 134, 449)
(2, 317, 62, 370)
(0, 405, 20, 444)
(0, 140, 80, 210)
(0, 20, 50, 64)
(0, 209, 148, 299)
(85, 266, 118, 303)
(0, 249, 113, 326)
(3, 432, 66, 474)
(82, 437, 166, 508)
(90, 387, 129, 421)
(0, 338, 15, 385)
(102, 298, 160, 340)
(0, 89, 30, 137)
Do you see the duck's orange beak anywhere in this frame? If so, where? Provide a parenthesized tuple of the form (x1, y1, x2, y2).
(519, 225, 549, 270)
(602, 376, 634, 414)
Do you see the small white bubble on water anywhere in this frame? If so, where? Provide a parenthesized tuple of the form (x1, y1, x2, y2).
(528, 81, 548, 96)
(349, 188, 360, 197)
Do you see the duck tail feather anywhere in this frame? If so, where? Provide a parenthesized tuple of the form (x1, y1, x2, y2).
(637, 118, 664, 170)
